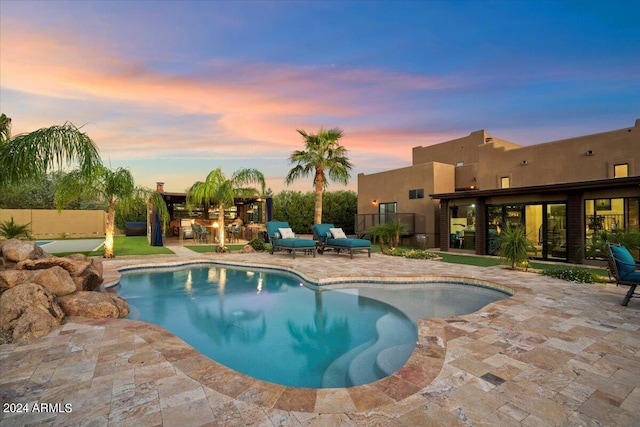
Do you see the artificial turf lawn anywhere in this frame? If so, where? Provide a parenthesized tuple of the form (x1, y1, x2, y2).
(71, 236, 174, 257)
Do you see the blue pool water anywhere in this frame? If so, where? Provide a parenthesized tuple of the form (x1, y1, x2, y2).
(117, 264, 508, 388)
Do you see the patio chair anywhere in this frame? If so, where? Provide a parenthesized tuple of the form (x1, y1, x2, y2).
(607, 243, 640, 306)
(191, 223, 209, 243)
(180, 219, 194, 240)
(232, 223, 242, 242)
(266, 221, 316, 258)
(312, 223, 371, 259)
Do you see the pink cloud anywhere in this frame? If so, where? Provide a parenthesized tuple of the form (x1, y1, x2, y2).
(2, 20, 457, 188)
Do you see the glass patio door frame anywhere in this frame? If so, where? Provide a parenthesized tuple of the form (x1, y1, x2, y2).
(486, 202, 567, 261)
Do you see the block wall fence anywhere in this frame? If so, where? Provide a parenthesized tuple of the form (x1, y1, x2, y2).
(0, 209, 107, 239)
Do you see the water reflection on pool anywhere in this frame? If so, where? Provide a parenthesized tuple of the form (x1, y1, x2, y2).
(117, 264, 508, 388)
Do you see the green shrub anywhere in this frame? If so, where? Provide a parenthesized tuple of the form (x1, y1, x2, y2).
(248, 238, 270, 251)
(386, 247, 439, 259)
(498, 224, 531, 269)
(0, 217, 32, 240)
(541, 267, 600, 283)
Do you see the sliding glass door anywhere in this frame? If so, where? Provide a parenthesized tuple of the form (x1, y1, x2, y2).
(487, 202, 567, 260)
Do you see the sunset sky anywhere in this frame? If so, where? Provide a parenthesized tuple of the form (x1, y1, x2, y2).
(1, 0, 638, 193)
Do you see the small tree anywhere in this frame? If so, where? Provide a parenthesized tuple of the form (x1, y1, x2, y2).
(387, 219, 406, 248)
(367, 224, 386, 253)
(498, 223, 530, 269)
(55, 165, 153, 258)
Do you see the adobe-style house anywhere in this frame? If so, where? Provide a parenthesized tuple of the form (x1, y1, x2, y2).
(357, 119, 640, 263)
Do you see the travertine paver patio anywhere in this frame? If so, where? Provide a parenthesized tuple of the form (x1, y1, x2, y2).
(1, 246, 638, 426)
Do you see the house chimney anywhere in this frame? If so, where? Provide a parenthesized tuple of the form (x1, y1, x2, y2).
(156, 182, 164, 193)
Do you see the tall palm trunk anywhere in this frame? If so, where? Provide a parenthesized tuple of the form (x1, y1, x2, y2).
(314, 168, 323, 224)
(218, 205, 226, 247)
(104, 199, 116, 258)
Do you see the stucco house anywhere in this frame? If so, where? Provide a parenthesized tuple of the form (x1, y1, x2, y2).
(357, 119, 640, 263)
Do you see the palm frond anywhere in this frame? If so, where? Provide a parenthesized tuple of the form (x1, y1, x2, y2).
(1, 122, 101, 186)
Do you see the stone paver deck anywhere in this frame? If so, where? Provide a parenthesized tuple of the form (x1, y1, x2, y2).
(1, 246, 639, 426)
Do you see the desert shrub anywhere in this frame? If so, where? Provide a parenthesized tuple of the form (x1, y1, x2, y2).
(541, 267, 601, 283)
(248, 238, 270, 251)
(498, 224, 532, 269)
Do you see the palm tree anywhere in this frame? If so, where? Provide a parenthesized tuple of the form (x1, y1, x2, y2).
(286, 128, 353, 224)
(0, 115, 101, 187)
(53, 165, 169, 258)
(187, 167, 265, 248)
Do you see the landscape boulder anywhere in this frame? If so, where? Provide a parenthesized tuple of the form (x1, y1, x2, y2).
(0, 239, 126, 344)
(0, 270, 33, 293)
(17, 257, 91, 277)
(69, 257, 104, 291)
(0, 283, 64, 344)
(57, 291, 129, 318)
(31, 266, 77, 296)
(1, 240, 46, 263)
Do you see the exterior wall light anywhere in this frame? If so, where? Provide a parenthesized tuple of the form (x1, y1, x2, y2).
(372, 199, 378, 206)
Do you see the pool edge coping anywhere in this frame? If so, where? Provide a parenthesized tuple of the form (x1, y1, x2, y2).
(99, 257, 517, 413)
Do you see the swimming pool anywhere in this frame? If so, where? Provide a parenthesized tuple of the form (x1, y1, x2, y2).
(117, 263, 508, 388)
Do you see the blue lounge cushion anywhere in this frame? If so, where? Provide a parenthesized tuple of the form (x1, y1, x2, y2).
(312, 224, 334, 242)
(273, 238, 316, 248)
(611, 245, 637, 278)
(326, 238, 371, 248)
(625, 271, 640, 282)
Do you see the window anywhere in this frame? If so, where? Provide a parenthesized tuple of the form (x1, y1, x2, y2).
(585, 197, 640, 259)
(500, 176, 510, 189)
(379, 202, 397, 224)
(409, 189, 424, 199)
(614, 163, 629, 178)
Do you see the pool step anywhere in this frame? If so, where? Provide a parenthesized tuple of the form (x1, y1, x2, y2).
(322, 338, 375, 387)
(376, 343, 416, 376)
(346, 313, 415, 386)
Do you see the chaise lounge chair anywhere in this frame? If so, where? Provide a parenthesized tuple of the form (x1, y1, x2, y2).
(607, 243, 640, 306)
(266, 221, 316, 259)
(312, 223, 371, 259)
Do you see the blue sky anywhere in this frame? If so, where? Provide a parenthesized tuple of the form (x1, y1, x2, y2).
(1, 0, 638, 193)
